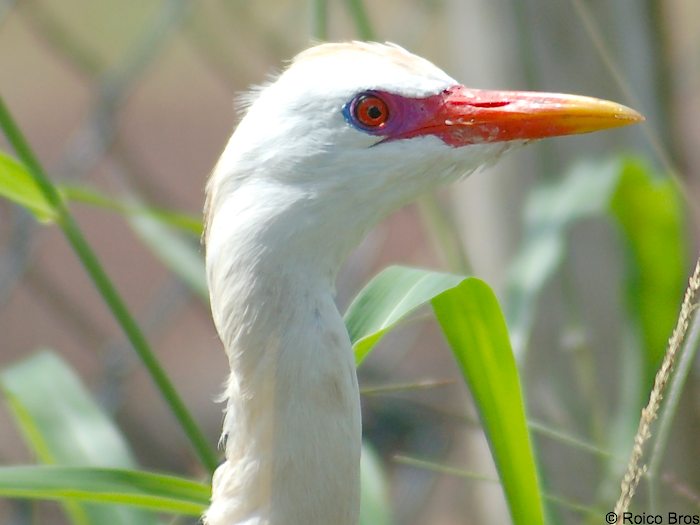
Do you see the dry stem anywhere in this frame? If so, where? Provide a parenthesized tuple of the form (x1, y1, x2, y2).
(614, 257, 700, 519)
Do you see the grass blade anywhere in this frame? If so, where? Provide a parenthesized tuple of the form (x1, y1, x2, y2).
(610, 158, 685, 384)
(506, 156, 684, 383)
(346, 266, 544, 524)
(0, 97, 217, 473)
(0, 465, 209, 516)
(433, 278, 545, 525)
(345, 265, 463, 365)
(0, 351, 154, 524)
(61, 185, 202, 236)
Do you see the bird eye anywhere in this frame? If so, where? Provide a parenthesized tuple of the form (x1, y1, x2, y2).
(353, 94, 389, 129)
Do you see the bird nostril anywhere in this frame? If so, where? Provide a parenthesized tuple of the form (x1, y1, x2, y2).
(469, 101, 511, 108)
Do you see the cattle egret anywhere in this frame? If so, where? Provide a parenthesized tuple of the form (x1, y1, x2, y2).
(203, 42, 642, 525)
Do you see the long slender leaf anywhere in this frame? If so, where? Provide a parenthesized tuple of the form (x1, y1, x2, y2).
(506, 156, 684, 383)
(0, 171, 207, 298)
(433, 278, 544, 525)
(345, 265, 463, 365)
(0, 351, 154, 524)
(503, 156, 686, 515)
(0, 154, 201, 236)
(0, 101, 218, 472)
(346, 266, 544, 525)
(609, 158, 685, 384)
(61, 185, 202, 236)
(0, 466, 209, 516)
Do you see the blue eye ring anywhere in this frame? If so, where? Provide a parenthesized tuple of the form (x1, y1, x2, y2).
(343, 91, 390, 132)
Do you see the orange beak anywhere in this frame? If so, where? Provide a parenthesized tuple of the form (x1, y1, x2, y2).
(401, 86, 644, 146)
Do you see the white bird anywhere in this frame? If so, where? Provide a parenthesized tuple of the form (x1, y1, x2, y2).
(203, 42, 642, 525)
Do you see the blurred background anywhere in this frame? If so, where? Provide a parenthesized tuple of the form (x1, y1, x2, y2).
(1, 1, 699, 524)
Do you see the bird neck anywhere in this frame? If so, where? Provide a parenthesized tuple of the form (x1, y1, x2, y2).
(205, 182, 362, 525)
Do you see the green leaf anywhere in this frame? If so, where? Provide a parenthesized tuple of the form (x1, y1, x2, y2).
(127, 208, 208, 300)
(506, 156, 685, 383)
(609, 158, 685, 382)
(346, 265, 463, 365)
(60, 185, 203, 236)
(0, 151, 57, 221)
(0, 152, 205, 301)
(0, 351, 154, 524)
(0, 154, 202, 236)
(433, 278, 544, 525)
(502, 156, 686, 513)
(359, 442, 392, 525)
(0, 94, 217, 473)
(0, 465, 209, 516)
(346, 266, 544, 525)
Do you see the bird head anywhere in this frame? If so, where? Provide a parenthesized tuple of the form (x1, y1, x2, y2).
(205, 42, 642, 271)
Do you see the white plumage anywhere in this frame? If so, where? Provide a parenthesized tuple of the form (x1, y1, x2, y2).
(203, 42, 641, 525)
